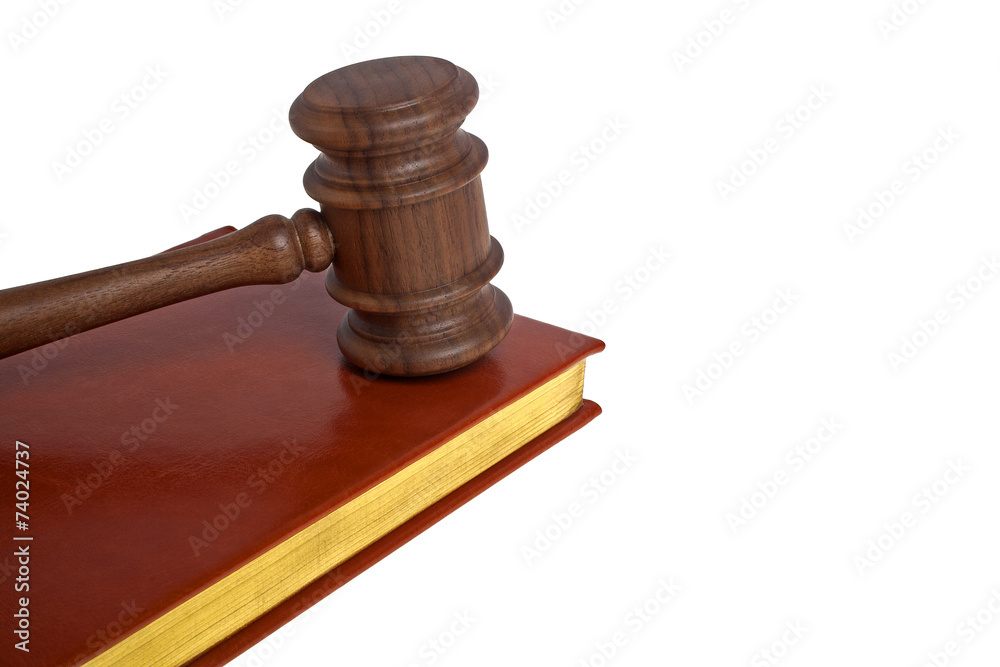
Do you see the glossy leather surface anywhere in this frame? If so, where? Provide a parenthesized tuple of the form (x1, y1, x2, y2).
(0, 238, 603, 667)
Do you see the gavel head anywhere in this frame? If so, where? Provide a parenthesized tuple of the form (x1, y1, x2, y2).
(289, 56, 513, 377)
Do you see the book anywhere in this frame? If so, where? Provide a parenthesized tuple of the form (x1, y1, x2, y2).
(0, 229, 604, 666)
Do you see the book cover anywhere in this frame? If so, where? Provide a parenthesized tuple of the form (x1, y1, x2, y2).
(0, 237, 603, 666)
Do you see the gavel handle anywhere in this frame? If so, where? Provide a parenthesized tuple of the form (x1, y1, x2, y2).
(0, 208, 335, 360)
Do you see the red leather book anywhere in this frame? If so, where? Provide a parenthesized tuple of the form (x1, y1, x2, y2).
(0, 230, 603, 666)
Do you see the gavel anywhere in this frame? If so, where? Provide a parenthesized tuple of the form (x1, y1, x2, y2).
(0, 56, 514, 377)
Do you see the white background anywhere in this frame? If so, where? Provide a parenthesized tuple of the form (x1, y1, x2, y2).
(3, 1, 1000, 666)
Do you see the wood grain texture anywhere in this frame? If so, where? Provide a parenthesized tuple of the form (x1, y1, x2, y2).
(290, 56, 514, 376)
(0, 209, 333, 360)
(0, 56, 513, 376)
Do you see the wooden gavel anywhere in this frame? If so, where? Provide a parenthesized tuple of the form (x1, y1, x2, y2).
(0, 56, 514, 376)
